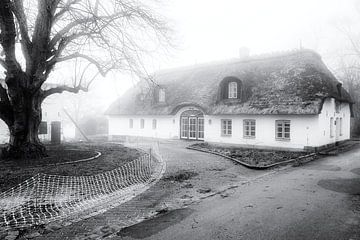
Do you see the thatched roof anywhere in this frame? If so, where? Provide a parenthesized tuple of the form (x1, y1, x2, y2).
(106, 49, 353, 116)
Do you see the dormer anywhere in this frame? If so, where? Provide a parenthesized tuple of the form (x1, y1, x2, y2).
(153, 85, 166, 104)
(158, 88, 166, 103)
(219, 76, 242, 101)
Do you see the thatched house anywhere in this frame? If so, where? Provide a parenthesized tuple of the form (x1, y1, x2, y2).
(106, 50, 353, 150)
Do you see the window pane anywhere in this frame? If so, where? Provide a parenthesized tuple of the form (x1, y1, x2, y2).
(277, 132, 282, 138)
(159, 89, 165, 102)
(284, 133, 290, 138)
(228, 82, 237, 98)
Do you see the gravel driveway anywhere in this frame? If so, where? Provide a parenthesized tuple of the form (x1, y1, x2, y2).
(28, 139, 265, 240)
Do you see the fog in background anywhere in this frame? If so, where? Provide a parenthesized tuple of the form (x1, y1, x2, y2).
(34, 0, 360, 138)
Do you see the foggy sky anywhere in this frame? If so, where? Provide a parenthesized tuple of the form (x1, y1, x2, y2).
(55, 0, 360, 114)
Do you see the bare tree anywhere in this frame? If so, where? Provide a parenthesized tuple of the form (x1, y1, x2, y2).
(336, 60, 360, 135)
(0, 0, 171, 158)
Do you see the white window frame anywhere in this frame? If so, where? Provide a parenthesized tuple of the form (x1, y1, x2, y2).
(275, 120, 290, 140)
(221, 119, 232, 136)
(140, 119, 145, 129)
(159, 88, 166, 102)
(152, 119, 157, 130)
(228, 82, 237, 99)
(243, 119, 256, 138)
(129, 119, 133, 129)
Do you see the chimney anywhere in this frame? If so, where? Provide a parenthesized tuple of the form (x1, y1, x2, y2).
(336, 83, 342, 97)
(239, 47, 250, 59)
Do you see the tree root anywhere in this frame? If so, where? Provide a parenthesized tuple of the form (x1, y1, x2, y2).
(1, 143, 48, 159)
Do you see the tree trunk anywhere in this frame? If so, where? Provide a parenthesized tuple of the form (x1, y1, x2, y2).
(1, 86, 47, 159)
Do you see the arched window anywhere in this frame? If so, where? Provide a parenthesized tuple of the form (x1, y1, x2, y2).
(219, 77, 242, 101)
(228, 82, 237, 99)
(159, 88, 165, 102)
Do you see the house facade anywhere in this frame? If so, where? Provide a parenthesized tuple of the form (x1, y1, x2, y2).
(106, 50, 353, 151)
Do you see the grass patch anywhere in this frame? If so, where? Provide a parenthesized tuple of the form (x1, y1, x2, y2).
(191, 142, 306, 167)
(0, 142, 141, 193)
(163, 170, 199, 183)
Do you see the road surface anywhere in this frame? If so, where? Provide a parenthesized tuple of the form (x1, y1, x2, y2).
(115, 144, 360, 240)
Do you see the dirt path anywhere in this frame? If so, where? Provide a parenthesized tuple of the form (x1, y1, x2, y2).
(113, 145, 360, 240)
(28, 140, 265, 240)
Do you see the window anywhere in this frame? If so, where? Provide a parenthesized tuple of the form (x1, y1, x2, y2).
(152, 119, 157, 129)
(228, 82, 237, 99)
(340, 118, 343, 136)
(39, 121, 48, 135)
(276, 120, 290, 140)
(330, 117, 334, 138)
(243, 119, 256, 138)
(140, 119, 145, 129)
(221, 119, 232, 136)
(159, 88, 165, 102)
(129, 119, 133, 129)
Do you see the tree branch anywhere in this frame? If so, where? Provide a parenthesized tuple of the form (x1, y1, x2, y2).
(0, 81, 10, 105)
(42, 84, 88, 99)
(0, 58, 6, 69)
(10, 0, 32, 65)
(0, 0, 21, 73)
(0, 101, 13, 126)
(53, 0, 81, 24)
(56, 52, 113, 76)
(49, 12, 128, 49)
(30, 0, 60, 75)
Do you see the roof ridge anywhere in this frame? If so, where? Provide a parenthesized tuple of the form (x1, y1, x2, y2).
(154, 49, 321, 76)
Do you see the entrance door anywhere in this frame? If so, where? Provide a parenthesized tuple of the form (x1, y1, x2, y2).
(180, 117, 189, 139)
(198, 117, 204, 140)
(189, 117, 197, 139)
(179, 109, 204, 140)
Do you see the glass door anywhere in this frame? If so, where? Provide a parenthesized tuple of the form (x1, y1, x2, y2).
(198, 117, 204, 140)
(180, 117, 189, 139)
(189, 117, 197, 139)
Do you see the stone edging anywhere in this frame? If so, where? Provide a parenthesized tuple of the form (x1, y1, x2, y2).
(54, 151, 102, 166)
(186, 146, 316, 170)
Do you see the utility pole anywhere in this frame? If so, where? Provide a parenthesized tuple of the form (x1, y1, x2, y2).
(63, 108, 91, 142)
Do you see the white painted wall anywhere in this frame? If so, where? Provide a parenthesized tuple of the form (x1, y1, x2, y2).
(108, 98, 352, 150)
(316, 98, 351, 146)
(108, 115, 178, 139)
(204, 114, 319, 149)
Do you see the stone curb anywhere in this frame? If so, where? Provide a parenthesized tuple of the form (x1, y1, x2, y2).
(54, 151, 102, 166)
(186, 146, 316, 170)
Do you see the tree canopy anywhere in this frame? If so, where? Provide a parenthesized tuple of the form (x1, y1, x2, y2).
(0, 0, 171, 158)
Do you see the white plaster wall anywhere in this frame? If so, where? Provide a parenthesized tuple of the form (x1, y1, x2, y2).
(107, 99, 352, 150)
(316, 98, 351, 146)
(108, 115, 178, 139)
(108, 106, 205, 140)
(204, 114, 319, 150)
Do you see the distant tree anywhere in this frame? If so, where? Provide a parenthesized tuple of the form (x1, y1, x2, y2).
(336, 61, 360, 136)
(0, 0, 171, 158)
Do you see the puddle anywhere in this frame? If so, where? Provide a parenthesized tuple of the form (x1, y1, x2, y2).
(318, 178, 360, 195)
(351, 168, 360, 176)
(116, 208, 194, 239)
(304, 164, 341, 171)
